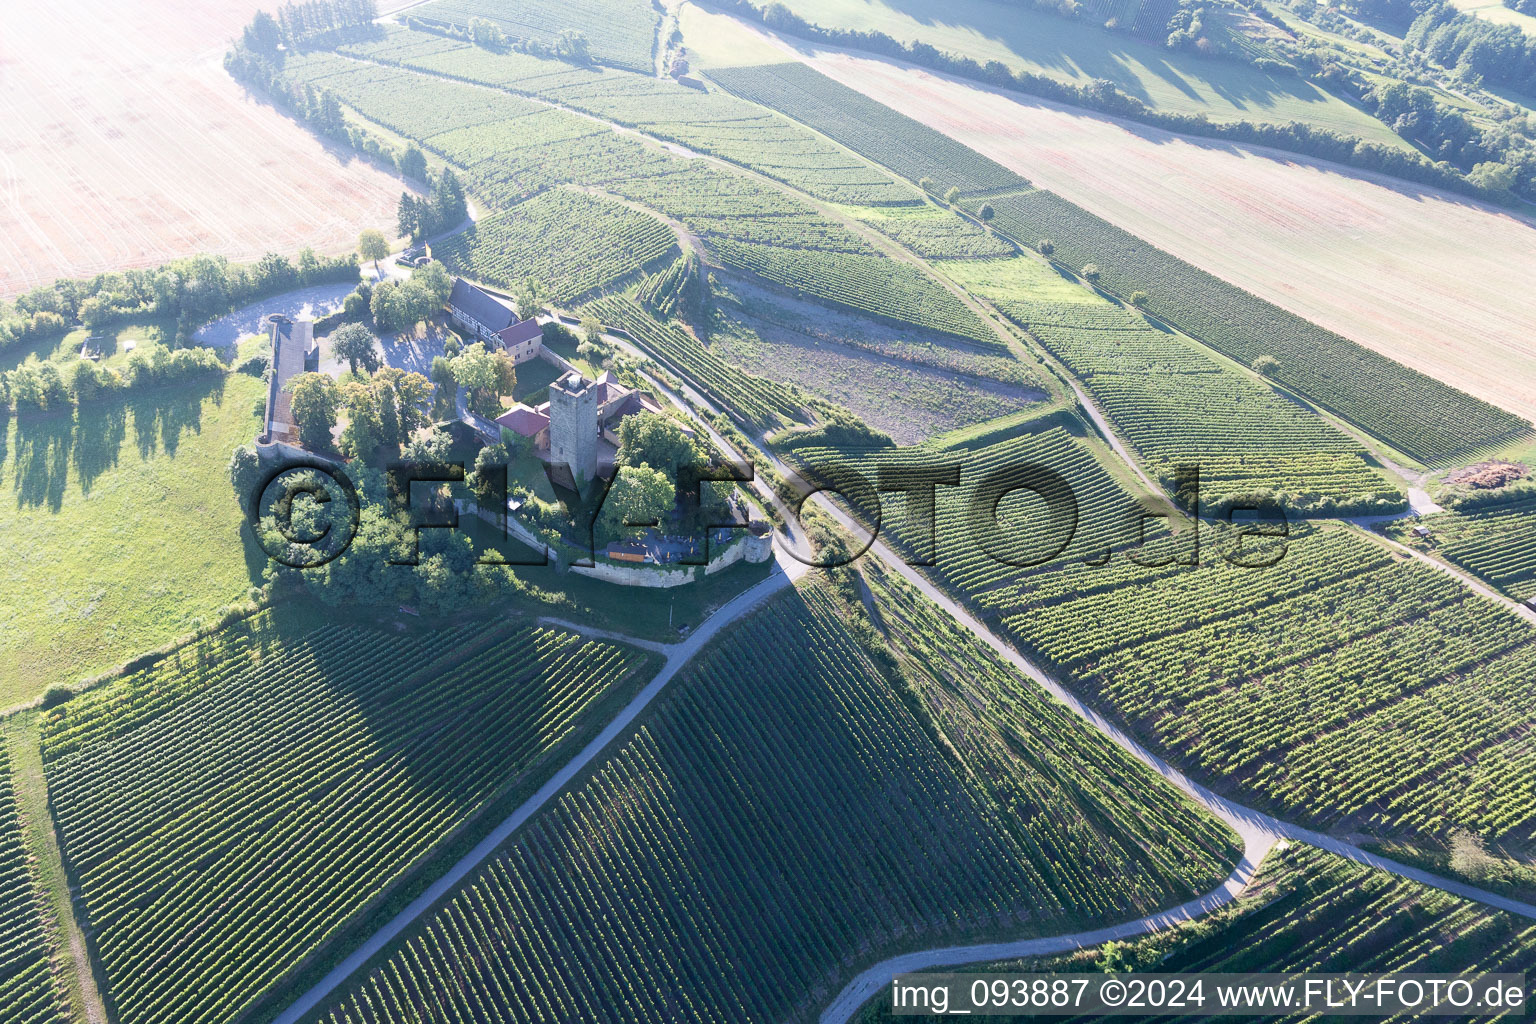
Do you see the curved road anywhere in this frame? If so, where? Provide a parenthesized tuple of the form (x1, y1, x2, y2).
(273, 554, 806, 1024)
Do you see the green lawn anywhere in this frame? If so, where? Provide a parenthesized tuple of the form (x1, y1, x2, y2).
(0, 317, 179, 375)
(758, 0, 1410, 148)
(0, 372, 265, 708)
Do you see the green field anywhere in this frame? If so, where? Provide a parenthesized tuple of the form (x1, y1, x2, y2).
(791, 427, 1536, 844)
(711, 63, 1532, 464)
(413, 0, 659, 73)
(311, 574, 1237, 1024)
(972, 271, 1403, 514)
(433, 187, 677, 302)
(749, 0, 1410, 148)
(0, 372, 264, 709)
(0, 737, 63, 1024)
(854, 841, 1536, 1021)
(1387, 495, 1536, 602)
(40, 610, 655, 1024)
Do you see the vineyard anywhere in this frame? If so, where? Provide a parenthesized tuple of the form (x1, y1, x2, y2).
(710, 63, 1027, 195)
(985, 285, 1404, 515)
(851, 202, 1017, 261)
(979, 188, 1533, 464)
(708, 63, 1533, 464)
(337, 28, 916, 205)
(0, 739, 63, 1024)
(585, 294, 805, 429)
(40, 614, 652, 1024)
(790, 427, 1536, 842)
(312, 579, 1237, 1024)
(430, 187, 677, 302)
(413, 0, 658, 73)
(1387, 496, 1536, 602)
(857, 842, 1536, 1023)
(282, 52, 995, 344)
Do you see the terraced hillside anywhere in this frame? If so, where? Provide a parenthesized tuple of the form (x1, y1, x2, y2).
(310, 578, 1238, 1024)
(0, 738, 63, 1024)
(40, 614, 653, 1024)
(791, 429, 1536, 844)
(281, 47, 997, 345)
(946, 257, 1403, 515)
(711, 62, 1532, 465)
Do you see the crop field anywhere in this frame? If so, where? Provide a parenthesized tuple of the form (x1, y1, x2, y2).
(41, 613, 652, 1024)
(728, 0, 1410, 145)
(312, 579, 1237, 1024)
(766, 52, 1536, 438)
(847, 202, 1017, 261)
(1388, 496, 1536, 602)
(792, 424, 1536, 842)
(338, 27, 916, 205)
(0, 373, 265, 710)
(976, 279, 1403, 514)
(413, 0, 659, 73)
(282, 53, 993, 344)
(709, 314, 1042, 443)
(431, 187, 677, 301)
(585, 295, 805, 429)
(856, 842, 1536, 1022)
(0, 0, 404, 297)
(0, 739, 63, 1024)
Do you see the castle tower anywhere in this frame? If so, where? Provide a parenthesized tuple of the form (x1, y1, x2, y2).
(547, 371, 599, 484)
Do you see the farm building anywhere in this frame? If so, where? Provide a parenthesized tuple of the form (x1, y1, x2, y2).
(259, 316, 318, 446)
(448, 277, 544, 363)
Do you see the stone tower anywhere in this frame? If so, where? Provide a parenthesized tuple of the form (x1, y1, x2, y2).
(547, 370, 599, 484)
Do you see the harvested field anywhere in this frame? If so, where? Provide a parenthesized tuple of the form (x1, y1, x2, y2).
(726, 27, 1536, 420)
(0, 0, 406, 297)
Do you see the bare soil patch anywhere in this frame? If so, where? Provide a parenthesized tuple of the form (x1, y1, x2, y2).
(748, 35, 1536, 419)
(0, 0, 406, 297)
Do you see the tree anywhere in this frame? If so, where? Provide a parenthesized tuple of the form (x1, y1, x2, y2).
(944, 185, 961, 205)
(377, 366, 433, 438)
(331, 322, 380, 375)
(1448, 828, 1500, 883)
(978, 203, 995, 221)
(616, 415, 702, 481)
(230, 443, 265, 515)
(579, 316, 603, 346)
(287, 372, 340, 450)
(597, 465, 674, 542)
(1252, 354, 1280, 377)
(397, 193, 421, 239)
(1038, 238, 1055, 256)
(1082, 263, 1101, 283)
(1129, 290, 1149, 307)
(338, 380, 385, 459)
(358, 229, 389, 277)
(450, 342, 503, 417)
(1469, 160, 1517, 192)
(918, 176, 936, 193)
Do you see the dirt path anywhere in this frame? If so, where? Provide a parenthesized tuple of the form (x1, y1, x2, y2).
(272, 556, 806, 1024)
(3, 714, 109, 1024)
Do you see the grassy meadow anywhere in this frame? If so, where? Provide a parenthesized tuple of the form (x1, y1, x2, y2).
(0, 372, 264, 708)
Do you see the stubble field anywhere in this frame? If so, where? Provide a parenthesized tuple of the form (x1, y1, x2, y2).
(724, 27, 1536, 421)
(0, 0, 405, 297)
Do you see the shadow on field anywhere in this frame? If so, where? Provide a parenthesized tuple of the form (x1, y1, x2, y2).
(7, 376, 225, 511)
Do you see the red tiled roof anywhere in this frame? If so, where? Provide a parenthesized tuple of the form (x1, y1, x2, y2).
(494, 404, 550, 436)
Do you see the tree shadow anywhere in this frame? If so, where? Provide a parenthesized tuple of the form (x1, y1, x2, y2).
(10, 409, 73, 512)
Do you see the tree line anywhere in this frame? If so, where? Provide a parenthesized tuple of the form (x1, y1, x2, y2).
(736, 0, 1529, 203)
(0, 248, 358, 353)
(241, 0, 379, 51)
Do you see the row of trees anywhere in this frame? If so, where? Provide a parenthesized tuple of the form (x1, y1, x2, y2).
(412, 14, 591, 63)
(1406, 3, 1536, 94)
(738, 0, 1517, 203)
(3, 346, 224, 415)
(396, 169, 468, 242)
(0, 249, 358, 353)
(241, 0, 378, 52)
(284, 364, 434, 456)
